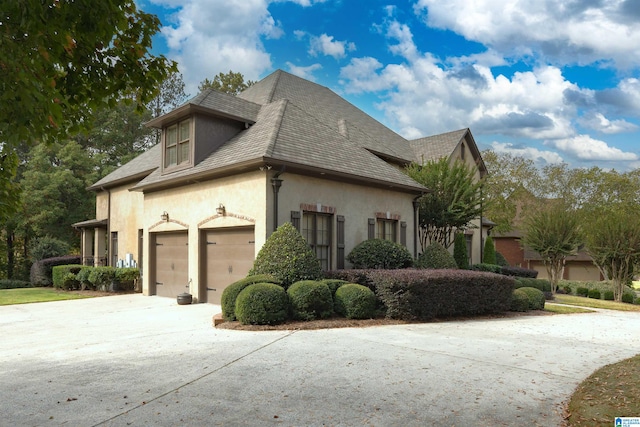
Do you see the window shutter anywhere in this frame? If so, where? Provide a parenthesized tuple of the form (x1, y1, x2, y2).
(291, 211, 301, 231)
(400, 221, 407, 247)
(336, 215, 345, 270)
(368, 218, 375, 240)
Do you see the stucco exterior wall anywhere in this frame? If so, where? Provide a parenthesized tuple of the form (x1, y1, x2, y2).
(107, 185, 145, 265)
(141, 170, 268, 300)
(274, 173, 418, 268)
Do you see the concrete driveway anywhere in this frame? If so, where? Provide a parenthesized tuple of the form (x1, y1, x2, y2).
(2, 295, 640, 427)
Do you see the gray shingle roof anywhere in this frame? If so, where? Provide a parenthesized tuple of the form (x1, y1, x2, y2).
(89, 144, 161, 190)
(410, 128, 468, 164)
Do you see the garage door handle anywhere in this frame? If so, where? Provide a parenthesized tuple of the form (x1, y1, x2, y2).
(207, 287, 216, 291)
(156, 282, 163, 286)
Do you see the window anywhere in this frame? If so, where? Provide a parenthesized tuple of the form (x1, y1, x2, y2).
(461, 142, 466, 160)
(111, 232, 118, 267)
(465, 233, 473, 266)
(165, 118, 191, 168)
(302, 212, 331, 270)
(376, 219, 397, 242)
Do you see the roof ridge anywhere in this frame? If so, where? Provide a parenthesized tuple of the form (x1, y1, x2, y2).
(266, 70, 282, 104)
(264, 99, 288, 158)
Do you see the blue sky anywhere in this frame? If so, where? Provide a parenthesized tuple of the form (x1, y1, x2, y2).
(140, 0, 640, 171)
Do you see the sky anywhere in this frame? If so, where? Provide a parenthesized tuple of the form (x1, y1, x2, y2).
(139, 0, 640, 171)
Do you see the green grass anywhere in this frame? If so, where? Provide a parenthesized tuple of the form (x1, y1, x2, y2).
(552, 294, 640, 312)
(0, 287, 95, 305)
(544, 303, 593, 314)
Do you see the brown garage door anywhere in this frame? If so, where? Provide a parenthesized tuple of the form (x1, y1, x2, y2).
(202, 227, 255, 304)
(153, 232, 189, 298)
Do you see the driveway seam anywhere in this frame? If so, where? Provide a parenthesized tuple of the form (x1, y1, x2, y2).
(90, 330, 297, 427)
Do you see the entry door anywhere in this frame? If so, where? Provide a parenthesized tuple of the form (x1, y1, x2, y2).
(203, 227, 255, 304)
(153, 232, 189, 298)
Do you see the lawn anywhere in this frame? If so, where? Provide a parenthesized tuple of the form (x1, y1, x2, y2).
(552, 294, 640, 312)
(0, 287, 96, 305)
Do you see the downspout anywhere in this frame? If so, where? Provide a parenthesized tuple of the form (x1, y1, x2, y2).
(101, 186, 111, 266)
(271, 167, 285, 233)
(412, 195, 421, 258)
(479, 186, 483, 264)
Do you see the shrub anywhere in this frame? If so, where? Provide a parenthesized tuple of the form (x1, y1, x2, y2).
(576, 287, 589, 297)
(30, 255, 81, 286)
(320, 279, 348, 298)
(453, 233, 469, 270)
(622, 293, 635, 304)
(114, 268, 140, 291)
(370, 269, 514, 320)
(415, 242, 457, 269)
(500, 266, 538, 278)
(514, 278, 551, 292)
(235, 283, 289, 325)
(518, 287, 545, 310)
(52, 264, 83, 290)
(76, 267, 94, 290)
(635, 297, 640, 305)
(482, 236, 497, 265)
(334, 284, 378, 319)
(563, 285, 572, 294)
(495, 251, 508, 267)
(249, 222, 322, 288)
(510, 289, 530, 312)
(0, 279, 32, 289)
(603, 290, 615, 301)
(324, 270, 376, 292)
(346, 239, 413, 270)
(287, 280, 333, 321)
(471, 263, 502, 274)
(88, 266, 116, 291)
(588, 289, 601, 299)
(29, 236, 70, 261)
(221, 274, 281, 321)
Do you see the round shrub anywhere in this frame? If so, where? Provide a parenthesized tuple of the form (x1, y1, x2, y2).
(76, 267, 94, 290)
(518, 287, 545, 310)
(563, 285, 572, 295)
(88, 267, 116, 291)
(221, 274, 281, 321)
(320, 279, 348, 297)
(576, 287, 589, 297)
(334, 284, 377, 319)
(621, 293, 635, 304)
(415, 242, 457, 269)
(249, 222, 322, 288)
(61, 272, 79, 290)
(603, 290, 615, 301)
(29, 236, 70, 262)
(235, 283, 289, 325)
(510, 289, 530, 312)
(287, 280, 333, 321)
(635, 297, 640, 305)
(588, 289, 601, 299)
(346, 239, 413, 269)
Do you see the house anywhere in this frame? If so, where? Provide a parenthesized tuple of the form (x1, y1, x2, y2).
(74, 70, 488, 303)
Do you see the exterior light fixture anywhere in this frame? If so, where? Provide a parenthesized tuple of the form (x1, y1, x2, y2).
(161, 211, 169, 222)
(216, 204, 226, 215)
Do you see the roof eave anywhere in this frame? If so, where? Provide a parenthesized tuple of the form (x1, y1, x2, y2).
(145, 104, 257, 129)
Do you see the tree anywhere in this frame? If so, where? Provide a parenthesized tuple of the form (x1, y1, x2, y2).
(483, 235, 497, 265)
(198, 70, 255, 95)
(453, 232, 469, 269)
(147, 71, 189, 145)
(406, 158, 484, 251)
(584, 206, 640, 302)
(520, 202, 583, 293)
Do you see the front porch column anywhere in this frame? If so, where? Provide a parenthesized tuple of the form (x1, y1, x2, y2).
(81, 229, 94, 266)
(95, 228, 107, 267)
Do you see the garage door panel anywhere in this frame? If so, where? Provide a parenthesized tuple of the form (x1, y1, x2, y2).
(154, 232, 189, 298)
(203, 228, 255, 304)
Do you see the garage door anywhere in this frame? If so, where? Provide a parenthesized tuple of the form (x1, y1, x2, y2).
(153, 232, 189, 298)
(202, 227, 255, 304)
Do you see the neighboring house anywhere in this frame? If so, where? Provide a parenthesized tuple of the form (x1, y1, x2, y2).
(74, 70, 488, 303)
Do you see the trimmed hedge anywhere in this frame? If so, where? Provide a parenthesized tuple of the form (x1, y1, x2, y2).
(0, 280, 33, 289)
(88, 267, 116, 291)
(334, 283, 377, 319)
(517, 287, 545, 310)
(346, 239, 413, 269)
(577, 287, 589, 297)
(603, 290, 615, 301)
(415, 242, 457, 269)
(622, 293, 635, 304)
(588, 289, 601, 299)
(221, 274, 282, 321)
(114, 268, 140, 291)
(235, 283, 289, 325)
(287, 280, 333, 321)
(320, 279, 348, 297)
(470, 263, 502, 274)
(76, 267, 94, 290)
(514, 278, 551, 292)
(30, 255, 81, 286)
(500, 266, 538, 278)
(52, 264, 84, 290)
(369, 269, 514, 320)
(324, 270, 377, 294)
(510, 289, 530, 312)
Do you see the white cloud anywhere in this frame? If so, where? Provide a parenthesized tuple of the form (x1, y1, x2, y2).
(578, 112, 638, 134)
(546, 135, 638, 161)
(286, 62, 322, 80)
(490, 141, 564, 165)
(309, 34, 356, 59)
(413, 0, 640, 68)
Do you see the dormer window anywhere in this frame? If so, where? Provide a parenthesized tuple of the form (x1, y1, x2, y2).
(165, 118, 191, 168)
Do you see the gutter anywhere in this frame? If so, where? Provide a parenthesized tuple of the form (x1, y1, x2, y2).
(101, 186, 111, 266)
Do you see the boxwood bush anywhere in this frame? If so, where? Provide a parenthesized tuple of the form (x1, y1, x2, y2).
(0, 279, 33, 289)
(588, 289, 601, 299)
(114, 268, 140, 291)
(415, 242, 457, 269)
(517, 287, 545, 310)
(324, 269, 377, 294)
(510, 289, 530, 312)
(334, 283, 377, 319)
(249, 222, 322, 288)
(622, 293, 635, 304)
(52, 265, 84, 290)
(221, 274, 281, 321)
(347, 239, 413, 269)
(470, 263, 502, 274)
(576, 287, 589, 297)
(235, 283, 289, 325)
(514, 278, 551, 292)
(500, 265, 538, 278)
(76, 267, 94, 290)
(320, 279, 348, 298)
(603, 290, 615, 301)
(369, 269, 514, 320)
(287, 280, 333, 321)
(88, 266, 116, 291)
